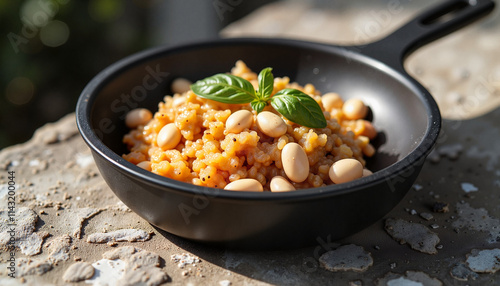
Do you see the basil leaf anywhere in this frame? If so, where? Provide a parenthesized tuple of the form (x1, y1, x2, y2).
(270, 89, 327, 128)
(258, 67, 274, 100)
(190, 73, 256, 104)
(250, 100, 267, 114)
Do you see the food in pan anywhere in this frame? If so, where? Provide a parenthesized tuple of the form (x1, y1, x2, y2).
(122, 61, 377, 191)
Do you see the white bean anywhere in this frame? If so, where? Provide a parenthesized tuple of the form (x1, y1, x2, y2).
(362, 143, 376, 157)
(226, 110, 253, 133)
(343, 98, 367, 120)
(157, 123, 181, 150)
(224, 178, 263, 192)
(322, 92, 343, 111)
(270, 176, 296, 192)
(362, 168, 373, 177)
(281, 142, 309, 183)
(329, 158, 363, 184)
(173, 96, 186, 107)
(256, 111, 287, 137)
(137, 161, 152, 171)
(359, 120, 377, 139)
(171, 78, 192, 94)
(125, 108, 152, 129)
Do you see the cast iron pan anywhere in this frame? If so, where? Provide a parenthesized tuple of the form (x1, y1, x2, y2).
(76, 0, 495, 249)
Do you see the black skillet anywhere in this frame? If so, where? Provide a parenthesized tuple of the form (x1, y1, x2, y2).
(76, 0, 495, 249)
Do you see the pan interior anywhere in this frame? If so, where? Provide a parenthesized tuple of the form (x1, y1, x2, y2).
(89, 40, 429, 174)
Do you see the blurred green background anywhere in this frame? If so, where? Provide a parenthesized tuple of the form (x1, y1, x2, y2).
(0, 0, 273, 149)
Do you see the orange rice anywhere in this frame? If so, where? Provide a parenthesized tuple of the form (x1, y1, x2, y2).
(123, 61, 375, 190)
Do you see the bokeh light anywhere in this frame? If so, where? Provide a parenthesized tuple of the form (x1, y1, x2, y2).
(88, 0, 123, 23)
(40, 20, 70, 47)
(20, 0, 55, 28)
(6, 77, 35, 105)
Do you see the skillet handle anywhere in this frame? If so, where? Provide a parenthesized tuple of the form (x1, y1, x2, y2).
(353, 0, 495, 72)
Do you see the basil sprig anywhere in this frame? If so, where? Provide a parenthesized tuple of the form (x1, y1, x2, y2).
(190, 68, 327, 128)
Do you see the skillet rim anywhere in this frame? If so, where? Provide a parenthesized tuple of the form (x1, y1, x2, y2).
(76, 37, 441, 202)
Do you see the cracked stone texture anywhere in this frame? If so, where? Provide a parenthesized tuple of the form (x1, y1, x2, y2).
(1, 1, 500, 284)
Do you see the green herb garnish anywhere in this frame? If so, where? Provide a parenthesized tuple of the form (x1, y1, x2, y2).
(190, 68, 327, 128)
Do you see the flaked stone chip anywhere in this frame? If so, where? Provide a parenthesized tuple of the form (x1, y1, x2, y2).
(63, 262, 95, 282)
(452, 202, 500, 243)
(450, 263, 479, 281)
(432, 202, 449, 213)
(103, 246, 141, 260)
(69, 207, 101, 239)
(17, 258, 53, 277)
(466, 248, 500, 273)
(376, 271, 442, 286)
(219, 280, 232, 286)
(86, 229, 150, 243)
(46, 234, 72, 263)
(128, 251, 160, 270)
(86, 258, 126, 285)
(420, 212, 434, 221)
(171, 253, 201, 269)
(385, 218, 440, 254)
(117, 266, 168, 286)
(19, 231, 50, 256)
(319, 244, 373, 272)
(86, 246, 167, 286)
(0, 208, 48, 256)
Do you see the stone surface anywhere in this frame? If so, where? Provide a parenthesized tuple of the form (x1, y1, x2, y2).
(1, 1, 500, 285)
